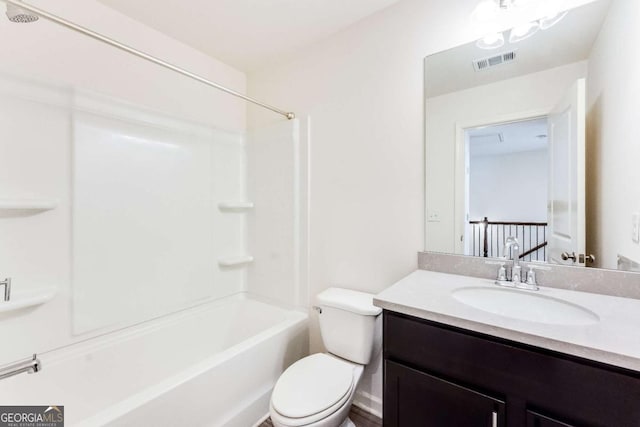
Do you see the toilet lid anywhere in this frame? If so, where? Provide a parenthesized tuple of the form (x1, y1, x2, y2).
(271, 353, 354, 419)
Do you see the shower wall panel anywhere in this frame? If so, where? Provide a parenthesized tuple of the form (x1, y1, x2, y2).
(0, 0, 246, 368)
(72, 94, 246, 334)
(0, 76, 72, 366)
(246, 119, 303, 308)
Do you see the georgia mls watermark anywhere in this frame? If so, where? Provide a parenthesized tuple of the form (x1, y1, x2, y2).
(0, 406, 64, 427)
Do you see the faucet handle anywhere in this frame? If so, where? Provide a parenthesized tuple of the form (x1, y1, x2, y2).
(496, 263, 507, 281)
(525, 266, 537, 286)
(0, 278, 11, 302)
(514, 266, 539, 291)
(520, 263, 550, 290)
(494, 262, 515, 287)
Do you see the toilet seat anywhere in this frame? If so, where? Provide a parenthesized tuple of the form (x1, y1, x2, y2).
(270, 386, 353, 427)
(270, 354, 356, 426)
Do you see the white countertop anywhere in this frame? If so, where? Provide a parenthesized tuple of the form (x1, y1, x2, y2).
(374, 270, 640, 372)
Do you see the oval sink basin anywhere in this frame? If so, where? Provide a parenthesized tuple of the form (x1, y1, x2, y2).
(451, 287, 600, 326)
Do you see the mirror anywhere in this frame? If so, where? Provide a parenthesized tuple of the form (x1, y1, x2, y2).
(424, 0, 640, 272)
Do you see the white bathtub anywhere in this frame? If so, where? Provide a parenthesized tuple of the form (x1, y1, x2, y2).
(0, 294, 308, 426)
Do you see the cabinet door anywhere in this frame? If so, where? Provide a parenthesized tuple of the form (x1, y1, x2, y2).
(385, 360, 505, 427)
(526, 410, 577, 427)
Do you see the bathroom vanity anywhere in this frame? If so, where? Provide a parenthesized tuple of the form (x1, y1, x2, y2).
(375, 270, 640, 427)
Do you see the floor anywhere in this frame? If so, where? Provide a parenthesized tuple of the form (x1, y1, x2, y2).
(260, 405, 382, 427)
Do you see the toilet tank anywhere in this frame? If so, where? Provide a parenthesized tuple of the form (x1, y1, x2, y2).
(316, 288, 382, 365)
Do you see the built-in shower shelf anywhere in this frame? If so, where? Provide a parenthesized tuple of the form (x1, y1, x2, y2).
(217, 256, 254, 267)
(0, 287, 57, 314)
(0, 199, 58, 212)
(218, 201, 254, 212)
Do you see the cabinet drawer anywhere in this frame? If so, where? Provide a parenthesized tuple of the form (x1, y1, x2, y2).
(383, 311, 640, 426)
(385, 360, 505, 427)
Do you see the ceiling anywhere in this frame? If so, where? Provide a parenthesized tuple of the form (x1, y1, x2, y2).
(425, 0, 611, 98)
(96, 0, 401, 72)
(469, 117, 548, 157)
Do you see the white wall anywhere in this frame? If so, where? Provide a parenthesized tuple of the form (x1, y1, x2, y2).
(425, 61, 587, 254)
(247, 0, 488, 415)
(0, 0, 245, 366)
(586, 0, 640, 269)
(469, 150, 548, 223)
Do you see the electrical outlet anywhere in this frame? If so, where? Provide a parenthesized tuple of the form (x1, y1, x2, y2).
(632, 212, 640, 244)
(427, 210, 441, 222)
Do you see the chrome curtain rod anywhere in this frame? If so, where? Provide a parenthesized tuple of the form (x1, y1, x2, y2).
(4, 0, 295, 120)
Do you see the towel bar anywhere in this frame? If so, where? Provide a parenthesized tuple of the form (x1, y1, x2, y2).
(0, 354, 41, 381)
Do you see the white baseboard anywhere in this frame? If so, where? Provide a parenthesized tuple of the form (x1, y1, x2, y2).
(352, 390, 383, 418)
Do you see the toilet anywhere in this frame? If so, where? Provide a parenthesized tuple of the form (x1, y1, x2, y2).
(269, 288, 382, 427)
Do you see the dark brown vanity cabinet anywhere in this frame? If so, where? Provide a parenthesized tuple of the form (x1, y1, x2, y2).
(382, 311, 640, 427)
(386, 360, 506, 426)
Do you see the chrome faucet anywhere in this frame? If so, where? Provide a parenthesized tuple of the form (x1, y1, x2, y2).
(495, 238, 539, 291)
(0, 278, 10, 301)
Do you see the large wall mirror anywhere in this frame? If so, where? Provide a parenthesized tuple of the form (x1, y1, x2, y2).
(424, 0, 640, 272)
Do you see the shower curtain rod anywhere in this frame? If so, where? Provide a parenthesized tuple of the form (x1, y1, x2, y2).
(4, 0, 295, 120)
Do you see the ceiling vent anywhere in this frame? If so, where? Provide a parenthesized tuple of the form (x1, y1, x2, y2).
(473, 50, 517, 72)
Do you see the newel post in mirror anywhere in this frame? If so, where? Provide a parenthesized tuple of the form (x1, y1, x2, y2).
(482, 217, 489, 258)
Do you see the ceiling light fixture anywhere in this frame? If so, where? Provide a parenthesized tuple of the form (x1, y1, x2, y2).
(471, 0, 569, 50)
(471, 0, 502, 23)
(509, 20, 540, 43)
(477, 32, 505, 50)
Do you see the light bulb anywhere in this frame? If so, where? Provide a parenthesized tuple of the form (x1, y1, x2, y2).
(476, 32, 505, 50)
(509, 21, 539, 43)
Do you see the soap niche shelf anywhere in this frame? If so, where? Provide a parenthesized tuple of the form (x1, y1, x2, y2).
(218, 201, 254, 212)
(218, 256, 254, 268)
(0, 198, 58, 214)
(0, 287, 57, 314)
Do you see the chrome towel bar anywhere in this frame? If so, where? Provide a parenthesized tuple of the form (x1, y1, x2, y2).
(0, 354, 41, 381)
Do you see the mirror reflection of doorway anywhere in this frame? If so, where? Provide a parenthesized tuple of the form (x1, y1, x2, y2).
(464, 117, 549, 262)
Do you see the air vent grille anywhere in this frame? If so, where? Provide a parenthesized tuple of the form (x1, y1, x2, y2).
(473, 50, 518, 72)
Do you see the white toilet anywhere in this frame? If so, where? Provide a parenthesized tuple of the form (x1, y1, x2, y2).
(269, 288, 382, 427)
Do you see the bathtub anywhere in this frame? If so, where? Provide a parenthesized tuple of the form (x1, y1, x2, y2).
(0, 294, 308, 426)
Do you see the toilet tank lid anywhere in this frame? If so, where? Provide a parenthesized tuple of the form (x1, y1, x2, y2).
(316, 288, 382, 316)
